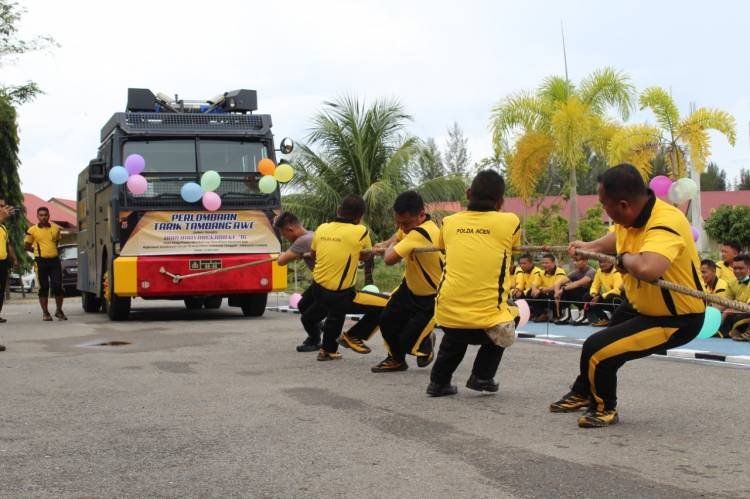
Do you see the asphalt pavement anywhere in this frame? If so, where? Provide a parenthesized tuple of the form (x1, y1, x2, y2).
(1, 298, 748, 498)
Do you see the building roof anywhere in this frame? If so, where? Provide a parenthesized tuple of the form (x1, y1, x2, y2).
(48, 197, 77, 213)
(22, 193, 77, 230)
(428, 190, 750, 221)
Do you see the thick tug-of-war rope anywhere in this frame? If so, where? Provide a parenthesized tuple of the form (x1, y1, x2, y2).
(412, 245, 750, 315)
(160, 257, 279, 283)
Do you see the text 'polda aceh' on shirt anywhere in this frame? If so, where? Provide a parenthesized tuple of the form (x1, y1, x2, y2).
(456, 227, 490, 235)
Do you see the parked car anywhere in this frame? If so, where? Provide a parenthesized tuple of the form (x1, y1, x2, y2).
(59, 244, 79, 295)
(9, 271, 35, 293)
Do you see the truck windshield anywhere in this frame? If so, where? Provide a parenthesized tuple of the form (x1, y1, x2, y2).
(123, 140, 196, 173)
(199, 140, 266, 173)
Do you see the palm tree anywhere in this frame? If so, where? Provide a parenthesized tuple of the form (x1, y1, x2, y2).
(607, 87, 736, 179)
(284, 96, 466, 282)
(490, 67, 635, 241)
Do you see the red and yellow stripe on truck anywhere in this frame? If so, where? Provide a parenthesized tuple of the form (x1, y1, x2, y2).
(113, 254, 287, 297)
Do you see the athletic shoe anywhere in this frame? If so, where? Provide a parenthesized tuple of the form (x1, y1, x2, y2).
(549, 391, 590, 412)
(730, 330, 750, 342)
(317, 349, 342, 361)
(338, 333, 372, 354)
(466, 374, 499, 392)
(572, 314, 589, 326)
(591, 319, 610, 327)
(426, 382, 458, 397)
(296, 338, 321, 352)
(554, 309, 570, 325)
(55, 310, 68, 321)
(577, 408, 619, 428)
(371, 356, 408, 373)
(532, 312, 549, 323)
(416, 332, 435, 367)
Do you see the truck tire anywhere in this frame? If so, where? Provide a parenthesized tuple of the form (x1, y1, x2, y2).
(204, 296, 222, 309)
(184, 297, 204, 310)
(102, 267, 131, 321)
(81, 291, 101, 313)
(240, 293, 267, 317)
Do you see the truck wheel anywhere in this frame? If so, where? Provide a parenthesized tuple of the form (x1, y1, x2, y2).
(184, 297, 204, 310)
(204, 296, 222, 309)
(240, 293, 268, 317)
(81, 291, 101, 313)
(103, 269, 131, 321)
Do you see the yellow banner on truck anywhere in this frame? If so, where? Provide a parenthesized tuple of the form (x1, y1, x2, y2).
(120, 210, 280, 256)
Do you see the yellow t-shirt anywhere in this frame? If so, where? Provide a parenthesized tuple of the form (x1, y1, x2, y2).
(589, 268, 623, 297)
(0, 225, 8, 260)
(705, 277, 728, 298)
(716, 261, 736, 285)
(515, 266, 542, 294)
(393, 217, 443, 296)
(533, 267, 567, 289)
(615, 196, 705, 316)
(435, 210, 520, 329)
(311, 221, 372, 291)
(25, 223, 61, 258)
(725, 279, 750, 303)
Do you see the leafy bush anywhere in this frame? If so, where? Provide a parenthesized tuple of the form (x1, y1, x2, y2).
(704, 205, 750, 249)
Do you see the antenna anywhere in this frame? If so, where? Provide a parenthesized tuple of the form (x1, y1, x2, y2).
(561, 20, 569, 82)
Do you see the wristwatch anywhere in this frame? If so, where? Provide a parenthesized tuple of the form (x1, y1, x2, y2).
(616, 253, 626, 271)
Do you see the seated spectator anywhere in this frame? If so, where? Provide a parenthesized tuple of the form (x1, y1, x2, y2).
(717, 241, 742, 284)
(511, 253, 541, 301)
(529, 253, 567, 322)
(717, 254, 750, 340)
(553, 255, 595, 325)
(586, 259, 624, 327)
(700, 259, 728, 299)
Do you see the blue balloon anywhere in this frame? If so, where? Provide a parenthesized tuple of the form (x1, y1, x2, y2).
(108, 166, 129, 185)
(696, 306, 722, 339)
(180, 182, 204, 203)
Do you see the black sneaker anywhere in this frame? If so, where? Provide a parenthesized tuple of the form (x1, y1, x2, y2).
(550, 391, 590, 413)
(554, 309, 571, 325)
(416, 332, 435, 367)
(426, 381, 458, 397)
(371, 356, 408, 373)
(466, 374, 499, 392)
(0, 344, 5, 352)
(572, 313, 589, 326)
(296, 338, 321, 352)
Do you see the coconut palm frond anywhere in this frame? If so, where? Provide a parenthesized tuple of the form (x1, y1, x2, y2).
(415, 175, 467, 204)
(508, 131, 554, 202)
(538, 75, 575, 104)
(676, 108, 737, 173)
(490, 91, 549, 144)
(578, 66, 636, 120)
(606, 124, 661, 178)
(639, 87, 680, 135)
(588, 116, 622, 160)
(550, 97, 592, 170)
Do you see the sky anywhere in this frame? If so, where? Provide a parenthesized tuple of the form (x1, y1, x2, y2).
(5, 0, 750, 200)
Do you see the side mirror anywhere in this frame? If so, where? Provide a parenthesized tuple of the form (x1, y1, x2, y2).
(279, 137, 294, 155)
(88, 159, 106, 183)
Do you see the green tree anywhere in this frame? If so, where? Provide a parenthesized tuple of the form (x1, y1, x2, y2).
(700, 162, 727, 191)
(0, 1, 57, 274)
(491, 67, 636, 242)
(737, 169, 750, 190)
(577, 205, 608, 241)
(608, 87, 736, 179)
(444, 122, 470, 176)
(521, 204, 569, 246)
(415, 137, 445, 182)
(285, 96, 466, 282)
(704, 205, 750, 248)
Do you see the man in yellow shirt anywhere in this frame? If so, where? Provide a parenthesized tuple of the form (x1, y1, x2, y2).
(0, 199, 18, 330)
(529, 254, 567, 322)
(700, 259, 727, 299)
(717, 255, 750, 339)
(24, 207, 66, 321)
(428, 170, 520, 397)
(586, 259, 624, 327)
(511, 254, 541, 300)
(311, 196, 373, 361)
(371, 191, 442, 372)
(716, 242, 741, 284)
(551, 164, 705, 427)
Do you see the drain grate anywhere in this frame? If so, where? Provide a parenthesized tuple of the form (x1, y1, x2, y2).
(93, 341, 132, 347)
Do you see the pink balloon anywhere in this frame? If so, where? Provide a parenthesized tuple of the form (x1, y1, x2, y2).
(516, 299, 531, 328)
(289, 292, 303, 309)
(202, 191, 221, 211)
(126, 174, 148, 195)
(649, 175, 673, 198)
(124, 154, 146, 175)
(691, 225, 700, 242)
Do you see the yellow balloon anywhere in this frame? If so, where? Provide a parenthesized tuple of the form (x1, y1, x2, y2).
(274, 164, 294, 183)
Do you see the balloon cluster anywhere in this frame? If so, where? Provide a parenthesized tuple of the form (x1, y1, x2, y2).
(108, 154, 149, 195)
(649, 175, 701, 241)
(179, 171, 223, 211)
(258, 158, 295, 194)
